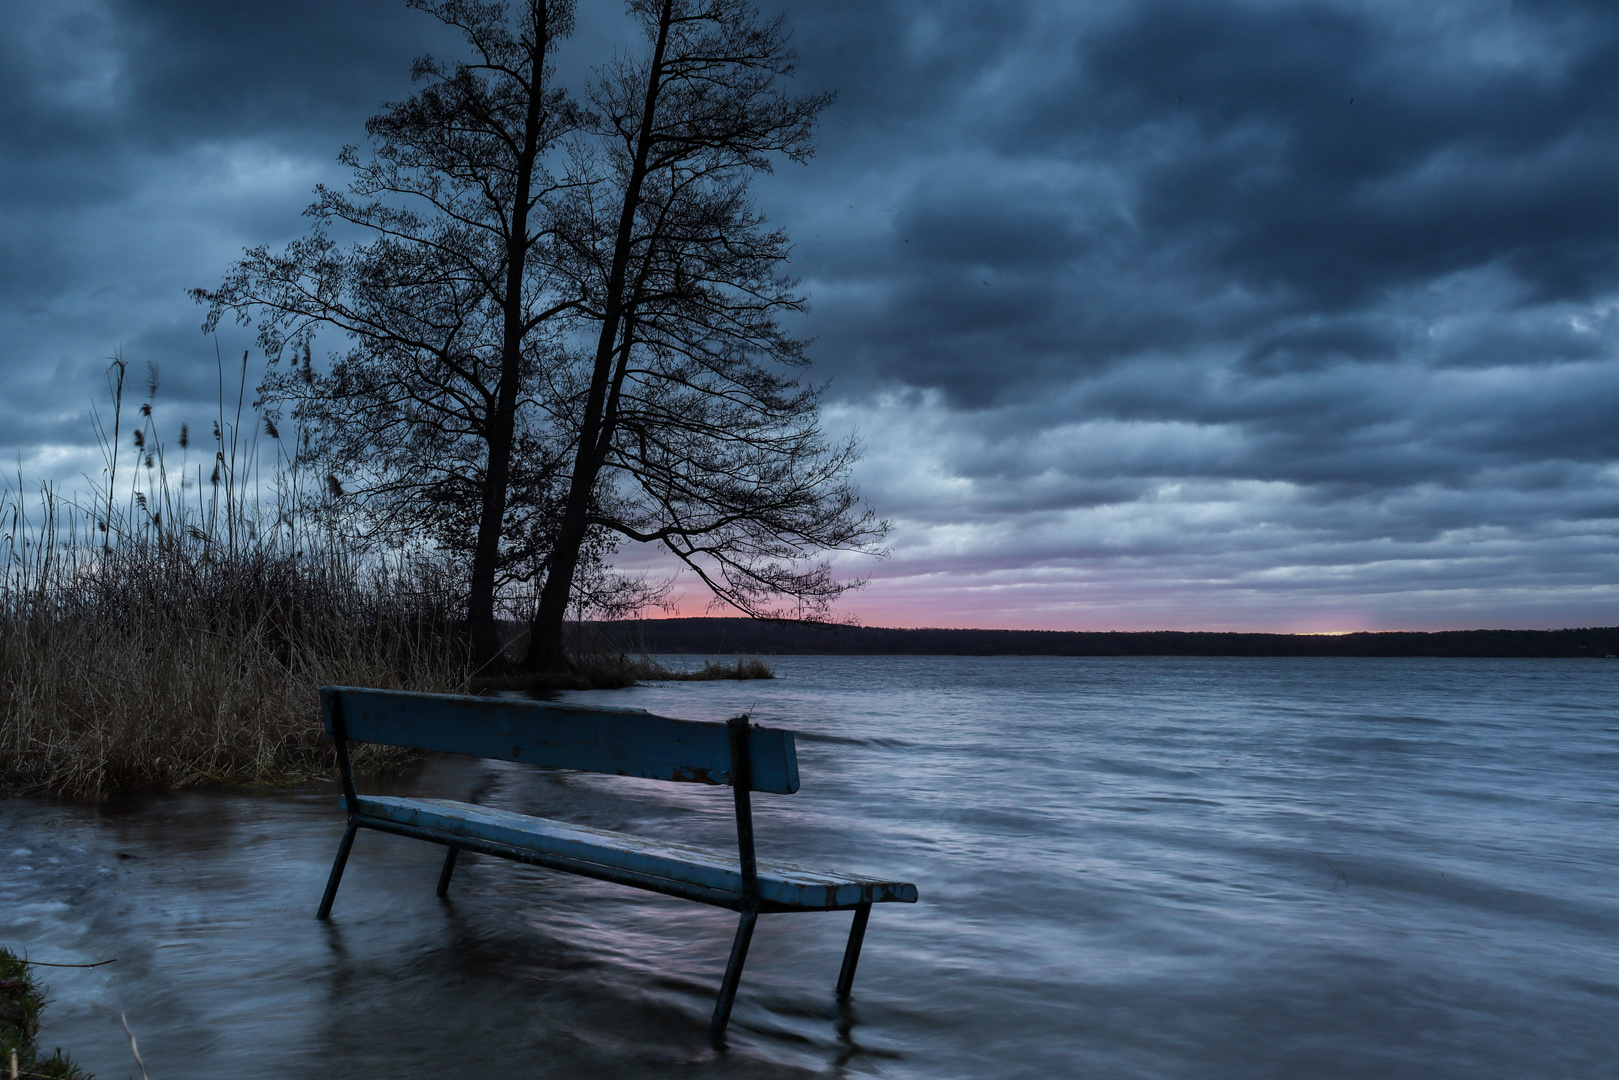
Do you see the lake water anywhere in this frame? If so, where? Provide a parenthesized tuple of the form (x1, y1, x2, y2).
(3, 656, 1617, 1078)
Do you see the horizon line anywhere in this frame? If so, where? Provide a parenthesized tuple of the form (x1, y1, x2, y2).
(607, 617, 1618, 636)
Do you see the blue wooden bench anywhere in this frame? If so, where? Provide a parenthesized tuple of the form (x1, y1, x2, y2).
(315, 686, 918, 1046)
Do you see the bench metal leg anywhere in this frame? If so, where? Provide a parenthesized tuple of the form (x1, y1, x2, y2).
(317, 822, 358, 920)
(836, 902, 872, 999)
(436, 846, 459, 898)
(708, 909, 758, 1048)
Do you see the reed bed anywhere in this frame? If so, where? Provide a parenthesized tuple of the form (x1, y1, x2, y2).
(662, 656, 776, 680)
(0, 488, 468, 797)
(1, 357, 469, 797)
(2, 357, 771, 797)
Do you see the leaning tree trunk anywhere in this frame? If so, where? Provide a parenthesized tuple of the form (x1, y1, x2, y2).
(524, 0, 671, 674)
(465, 3, 555, 673)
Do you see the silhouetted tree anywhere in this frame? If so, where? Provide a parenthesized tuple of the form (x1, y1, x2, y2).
(523, 0, 885, 672)
(196, 0, 579, 669)
(198, 0, 883, 676)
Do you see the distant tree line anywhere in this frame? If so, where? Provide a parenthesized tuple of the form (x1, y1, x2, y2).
(195, 0, 885, 675)
(597, 619, 1619, 658)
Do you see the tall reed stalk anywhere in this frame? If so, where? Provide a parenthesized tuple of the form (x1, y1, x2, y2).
(1, 356, 468, 797)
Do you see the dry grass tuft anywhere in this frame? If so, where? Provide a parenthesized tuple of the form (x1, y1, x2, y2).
(659, 656, 776, 681)
(467, 651, 775, 694)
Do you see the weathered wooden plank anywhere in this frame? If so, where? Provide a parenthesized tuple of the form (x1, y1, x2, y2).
(353, 815, 749, 910)
(345, 795, 919, 910)
(321, 687, 800, 794)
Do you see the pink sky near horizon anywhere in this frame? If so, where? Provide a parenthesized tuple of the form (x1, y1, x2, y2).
(639, 568, 1616, 634)
(609, 530, 1619, 633)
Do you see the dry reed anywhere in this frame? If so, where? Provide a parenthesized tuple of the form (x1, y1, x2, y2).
(0, 488, 468, 797)
(1, 355, 468, 797)
(1, 355, 771, 797)
(661, 656, 775, 680)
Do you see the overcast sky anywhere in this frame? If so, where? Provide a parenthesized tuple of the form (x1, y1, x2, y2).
(4, 0, 1618, 631)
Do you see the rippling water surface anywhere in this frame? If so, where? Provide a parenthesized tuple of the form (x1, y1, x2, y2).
(4, 657, 1618, 1078)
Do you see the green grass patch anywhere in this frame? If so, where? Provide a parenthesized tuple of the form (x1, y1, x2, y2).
(0, 949, 92, 1079)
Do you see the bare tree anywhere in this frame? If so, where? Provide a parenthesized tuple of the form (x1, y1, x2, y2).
(523, 0, 886, 672)
(197, 0, 882, 676)
(195, 0, 579, 670)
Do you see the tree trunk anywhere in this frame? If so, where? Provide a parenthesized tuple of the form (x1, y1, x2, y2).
(525, 0, 672, 673)
(525, 495, 589, 672)
(468, 2, 554, 673)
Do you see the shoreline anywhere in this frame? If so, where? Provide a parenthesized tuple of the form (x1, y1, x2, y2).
(594, 619, 1619, 658)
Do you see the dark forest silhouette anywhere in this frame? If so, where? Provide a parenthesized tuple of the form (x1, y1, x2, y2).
(597, 618, 1619, 658)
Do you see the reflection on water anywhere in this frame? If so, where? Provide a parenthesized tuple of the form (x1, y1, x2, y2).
(4, 657, 1618, 1078)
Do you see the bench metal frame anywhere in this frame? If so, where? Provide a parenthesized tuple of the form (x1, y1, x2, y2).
(314, 687, 904, 1047)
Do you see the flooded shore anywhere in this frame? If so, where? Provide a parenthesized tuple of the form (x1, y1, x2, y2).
(5, 657, 1617, 1078)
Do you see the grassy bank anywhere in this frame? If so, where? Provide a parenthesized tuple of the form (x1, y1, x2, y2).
(0, 949, 90, 1079)
(548, 651, 774, 687)
(661, 656, 775, 680)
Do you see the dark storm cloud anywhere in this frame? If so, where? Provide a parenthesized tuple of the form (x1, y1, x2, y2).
(791, 0, 1619, 389)
(1063, 0, 1619, 308)
(0, 1, 457, 153)
(3, 0, 1617, 628)
(0, 0, 462, 452)
(763, 0, 1619, 632)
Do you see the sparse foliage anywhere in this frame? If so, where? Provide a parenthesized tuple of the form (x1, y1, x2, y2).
(196, 0, 885, 675)
(526, 0, 886, 671)
(196, 0, 582, 669)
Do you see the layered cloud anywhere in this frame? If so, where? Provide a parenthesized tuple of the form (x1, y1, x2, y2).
(3, 0, 1617, 629)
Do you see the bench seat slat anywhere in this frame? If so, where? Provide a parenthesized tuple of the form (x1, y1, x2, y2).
(346, 795, 918, 911)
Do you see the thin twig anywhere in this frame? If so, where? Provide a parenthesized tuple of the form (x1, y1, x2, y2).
(14, 957, 117, 968)
(119, 1013, 150, 1080)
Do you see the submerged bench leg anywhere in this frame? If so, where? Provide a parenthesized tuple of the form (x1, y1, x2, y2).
(835, 902, 872, 999)
(317, 822, 358, 920)
(436, 846, 459, 898)
(708, 909, 759, 1048)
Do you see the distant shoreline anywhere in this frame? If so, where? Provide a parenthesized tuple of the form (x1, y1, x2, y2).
(588, 618, 1619, 659)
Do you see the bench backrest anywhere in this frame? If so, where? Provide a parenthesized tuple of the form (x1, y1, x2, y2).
(321, 687, 800, 794)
